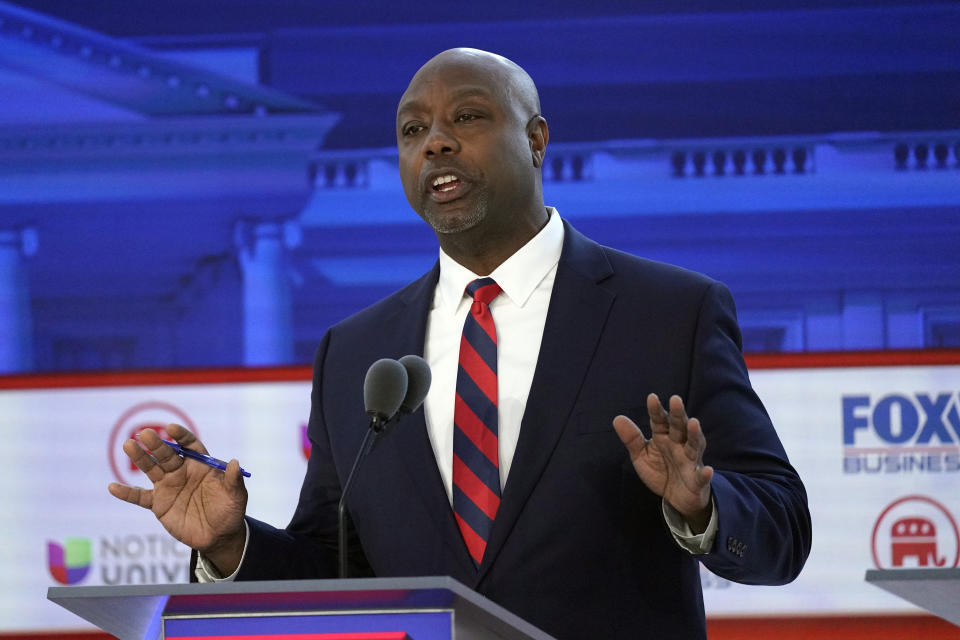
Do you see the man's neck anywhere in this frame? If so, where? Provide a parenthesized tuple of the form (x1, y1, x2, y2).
(437, 207, 550, 276)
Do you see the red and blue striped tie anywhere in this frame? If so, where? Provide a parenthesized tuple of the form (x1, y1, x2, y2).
(453, 277, 503, 567)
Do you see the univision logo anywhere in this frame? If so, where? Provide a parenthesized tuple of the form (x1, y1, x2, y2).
(47, 538, 92, 585)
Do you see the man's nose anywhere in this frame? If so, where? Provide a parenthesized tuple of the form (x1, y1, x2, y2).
(424, 124, 459, 157)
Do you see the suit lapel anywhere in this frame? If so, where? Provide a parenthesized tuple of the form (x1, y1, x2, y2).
(381, 263, 478, 577)
(478, 222, 616, 579)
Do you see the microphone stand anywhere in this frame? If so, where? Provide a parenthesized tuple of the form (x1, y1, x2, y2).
(337, 415, 388, 579)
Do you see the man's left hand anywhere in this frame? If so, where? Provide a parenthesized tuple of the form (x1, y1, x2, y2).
(613, 394, 713, 533)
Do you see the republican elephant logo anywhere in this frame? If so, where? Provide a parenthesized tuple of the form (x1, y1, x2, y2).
(890, 516, 947, 567)
(872, 495, 959, 569)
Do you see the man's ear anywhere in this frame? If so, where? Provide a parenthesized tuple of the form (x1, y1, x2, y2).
(527, 115, 549, 168)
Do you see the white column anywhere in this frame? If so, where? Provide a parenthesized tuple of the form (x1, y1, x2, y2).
(0, 228, 37, 373)
(235, 220, 299, 366)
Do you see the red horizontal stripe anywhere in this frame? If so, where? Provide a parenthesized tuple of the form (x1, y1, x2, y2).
(707, 613, 959, 640)
(453, 454, 500, 520)
(454, 512, 487, 565)
(459, 337, 497, 405)
(0, 365, 313, 390)
(744, 348, 960, 370)
(1, 349, 955, 391)
(454, 394, 499, 465)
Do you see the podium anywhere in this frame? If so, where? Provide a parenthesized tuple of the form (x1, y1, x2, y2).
(47, 576, 557, 640)
(865, 568, 960, 627)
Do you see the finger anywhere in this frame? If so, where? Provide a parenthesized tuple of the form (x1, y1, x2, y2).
(136, 429, 183, 473)
(646, 393, 669, 434)
(165, 423, 209, 455)
(613, 415, 648, 458)
(122, 438, 165, 484)
(694, 464, 715, 489)
(667, 395, 689, 443)
(224, 459, 246, 494)
(107, 482, 154, 509)
(683, 417, 707, 463)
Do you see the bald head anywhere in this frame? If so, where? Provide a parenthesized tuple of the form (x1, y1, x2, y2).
(401, 48, 541, 126)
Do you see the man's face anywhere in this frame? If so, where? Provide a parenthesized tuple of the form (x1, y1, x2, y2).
(396, 60, 536, 236)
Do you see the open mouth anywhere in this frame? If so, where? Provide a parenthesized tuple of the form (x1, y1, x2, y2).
(431, 174, 461, 193)
(426, 172, 470, 204)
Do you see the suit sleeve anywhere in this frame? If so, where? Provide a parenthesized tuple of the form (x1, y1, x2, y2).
(687, 282, 812, 585)
(234, 330, 370, 580)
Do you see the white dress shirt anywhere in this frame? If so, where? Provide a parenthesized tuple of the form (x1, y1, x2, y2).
(423, 207, 565, 500)
(196, 207, 714, 582)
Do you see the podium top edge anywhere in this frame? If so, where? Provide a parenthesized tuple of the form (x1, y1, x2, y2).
(865, 568, 960, 582)
(47, 576, 470, 599)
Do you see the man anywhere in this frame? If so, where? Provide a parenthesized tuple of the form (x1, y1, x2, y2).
(110, 48, 811, 639)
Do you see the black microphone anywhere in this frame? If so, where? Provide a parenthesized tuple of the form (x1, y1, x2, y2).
(363, 357, 409, 431)
(398, 354, 432, 415)
(339, 357, 419, 578)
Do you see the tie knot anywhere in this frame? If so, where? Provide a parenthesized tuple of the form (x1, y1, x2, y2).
(466, 278, 502, 306)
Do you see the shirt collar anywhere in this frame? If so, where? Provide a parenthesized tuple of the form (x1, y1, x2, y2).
(437, 207, 564, 314)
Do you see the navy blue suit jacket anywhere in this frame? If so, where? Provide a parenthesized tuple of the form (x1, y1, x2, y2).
(235, 220, 811, 639)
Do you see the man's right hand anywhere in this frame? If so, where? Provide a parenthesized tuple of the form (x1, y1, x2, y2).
(107, 423, 248, 576)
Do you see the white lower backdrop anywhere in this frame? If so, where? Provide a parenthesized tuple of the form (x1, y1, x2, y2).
(1, 363, 958, 631)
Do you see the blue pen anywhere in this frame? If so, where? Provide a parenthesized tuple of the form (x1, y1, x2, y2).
(162, 440, 251, 478)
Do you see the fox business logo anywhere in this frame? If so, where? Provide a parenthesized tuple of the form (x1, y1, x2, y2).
(843, 392, 960, 474)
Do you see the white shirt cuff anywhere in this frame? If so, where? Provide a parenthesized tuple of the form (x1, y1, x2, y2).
(662, 497, 717, 555)
(193, 520, 250, 583)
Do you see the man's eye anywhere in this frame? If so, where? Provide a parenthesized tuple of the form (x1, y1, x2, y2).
(456, 113, 480, 122)
(403, 124, 424, 137)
